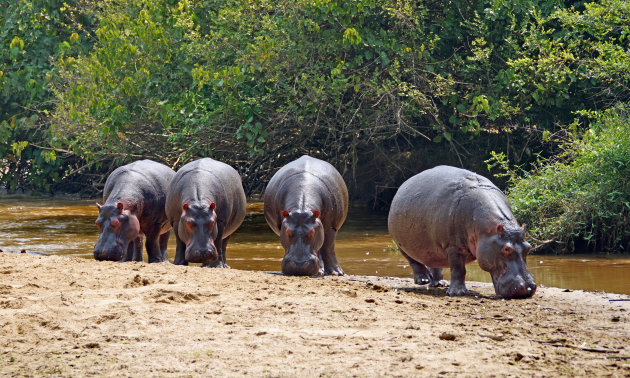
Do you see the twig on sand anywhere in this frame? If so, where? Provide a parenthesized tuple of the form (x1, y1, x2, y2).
(538, 340, 620, 354)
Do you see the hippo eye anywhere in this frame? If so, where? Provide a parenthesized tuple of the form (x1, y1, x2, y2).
(186, 220, 196, 231)
(502, 244, 514, 256)
(286, 228, 294, 238)
(95, 220, 102, 229)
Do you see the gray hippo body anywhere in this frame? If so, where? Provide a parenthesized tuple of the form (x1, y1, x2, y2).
(165, 158, 246, 267)
(94, 159, 175, 262)
(264, 155, 348, 276)
(388, 165, 536, 299)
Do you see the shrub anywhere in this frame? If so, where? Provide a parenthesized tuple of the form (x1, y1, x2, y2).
(502, 106, 630, 253)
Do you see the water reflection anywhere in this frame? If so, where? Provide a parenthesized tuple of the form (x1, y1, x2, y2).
(0, 198, 629, 295)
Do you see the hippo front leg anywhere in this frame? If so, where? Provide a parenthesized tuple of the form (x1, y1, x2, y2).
(131, 236, 143, 262)
(203, 236, 231, 268)
(145, 232, 167, 263)
(172, 223, 188, 266)
(142, 224, 166, 263)
(159, 231, 170, 262)
(119, 242, 133, 263)
(446, 247, 469, 296)
(320, 228, 343, 276)
(202, 222, 229, 268)
(120, 237, 143, 262)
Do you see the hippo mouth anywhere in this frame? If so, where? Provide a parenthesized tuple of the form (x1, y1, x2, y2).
(492, 273, 537, 299)
(94, 249, 125, 262)
(185, 247, 218, 264)
(93, 239, 126, 261)
(281, 254, 321, 276)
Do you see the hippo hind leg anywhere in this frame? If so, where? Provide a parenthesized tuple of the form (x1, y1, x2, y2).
(399, 248, 431, 285)
(428, 268, 448, 287)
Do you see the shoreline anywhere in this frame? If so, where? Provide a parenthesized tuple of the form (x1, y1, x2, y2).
(1, 253, 628, 376)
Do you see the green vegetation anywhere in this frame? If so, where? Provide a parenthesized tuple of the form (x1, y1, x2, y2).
(1, 0, 629, 253)
(493, 107, 630, 254)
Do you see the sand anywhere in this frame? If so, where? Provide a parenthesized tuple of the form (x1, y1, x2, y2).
(0, 252, 628, 376)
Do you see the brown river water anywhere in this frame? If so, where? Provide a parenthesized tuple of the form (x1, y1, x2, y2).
(1, 198, 629, 294)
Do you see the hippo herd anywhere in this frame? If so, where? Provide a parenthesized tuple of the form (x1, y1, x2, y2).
(94, 155, 536, 299)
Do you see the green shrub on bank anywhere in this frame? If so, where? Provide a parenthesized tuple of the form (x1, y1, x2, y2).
(0, 0, 92, 191)
(501, 106, 630, 254)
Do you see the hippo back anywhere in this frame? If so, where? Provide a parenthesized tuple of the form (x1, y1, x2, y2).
(103, 159, 175, 228)
(166, 158, 246, 236)
(264, 155, 348, 234)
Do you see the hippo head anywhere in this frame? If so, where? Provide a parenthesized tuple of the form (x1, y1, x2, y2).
(177, 201, 219, 264)
(476, 224, 537, 299)
(94, 202, 140, 261)
(280, 209, 324, 276)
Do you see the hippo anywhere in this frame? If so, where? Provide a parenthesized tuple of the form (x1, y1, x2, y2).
(94, 160, 175, 262)
(165, 158, 246, 267)
(388, 165, 536, 299)
(264, 155, 348, 276)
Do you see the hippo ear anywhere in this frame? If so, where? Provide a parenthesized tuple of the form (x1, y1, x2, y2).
(312, 210, 320, 218)
(521, 223, 527, 232)
(496, 224, 504, 234)
(116, 202, 124, 214)
(281, 210, 289, 218)
(209, 202, 216, 210)
(182, 203, 189, 211)
(96, 203, 102, 210)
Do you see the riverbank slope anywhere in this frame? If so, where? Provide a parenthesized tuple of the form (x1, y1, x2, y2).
(1, 253, 628, 376)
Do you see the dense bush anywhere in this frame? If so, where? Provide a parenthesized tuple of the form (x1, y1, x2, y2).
(45, 0, 592, 193)
(0, 0, 92, 191)
(499, 106, 630, 254)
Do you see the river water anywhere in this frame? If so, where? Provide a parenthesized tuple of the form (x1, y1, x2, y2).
(1, 198, 629, 294)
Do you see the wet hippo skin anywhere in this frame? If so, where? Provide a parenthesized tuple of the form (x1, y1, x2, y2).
(165, 158, 246, 267)
(264, 155, 348, 276)
(94, 159, 175, 263)
(388, 165, 536, 299)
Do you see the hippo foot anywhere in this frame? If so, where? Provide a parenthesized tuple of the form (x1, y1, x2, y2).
(148, 258, 168, 263)
(429, 279, 449, 288)
(446, 285, 470, 296)
(413, 272, 431, 285)
(325, 265, 344, 276)
(201, 261, 231, 268)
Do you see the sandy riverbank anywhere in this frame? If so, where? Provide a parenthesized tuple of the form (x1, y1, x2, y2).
(1, 252, 628, 376)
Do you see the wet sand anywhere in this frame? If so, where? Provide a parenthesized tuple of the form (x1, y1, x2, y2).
(1, 253, 628, 376)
